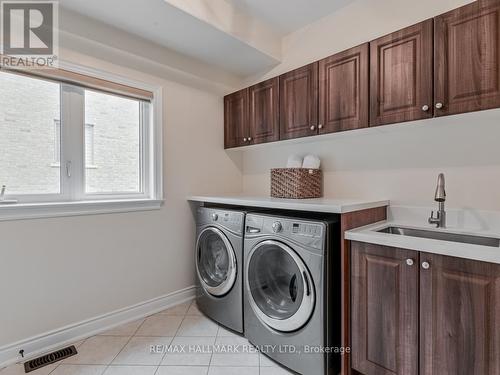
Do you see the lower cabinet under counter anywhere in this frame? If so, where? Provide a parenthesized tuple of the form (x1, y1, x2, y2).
(350, 241, 500, 375)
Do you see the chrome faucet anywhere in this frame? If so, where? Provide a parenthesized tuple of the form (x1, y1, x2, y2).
(0, 185, 5, 201)
(428, 173, 446, 228)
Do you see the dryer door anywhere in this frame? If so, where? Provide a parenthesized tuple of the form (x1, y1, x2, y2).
(246, 240, 315, 332)
(196, 227, 237, 297)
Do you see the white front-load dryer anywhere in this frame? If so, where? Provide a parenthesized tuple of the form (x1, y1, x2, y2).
(195, 207, 245, 333)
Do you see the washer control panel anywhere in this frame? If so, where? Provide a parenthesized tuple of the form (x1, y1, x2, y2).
(246, 214, 326, 251)
(291, 222, 322, 237)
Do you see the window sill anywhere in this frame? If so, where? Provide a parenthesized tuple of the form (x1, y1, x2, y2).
(0, 199, 163, 222)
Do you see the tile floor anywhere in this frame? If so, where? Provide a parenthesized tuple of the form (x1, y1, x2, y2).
(0, 300, 293, 375)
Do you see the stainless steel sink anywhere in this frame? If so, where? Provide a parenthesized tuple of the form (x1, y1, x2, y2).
(377, 226, 500, 248)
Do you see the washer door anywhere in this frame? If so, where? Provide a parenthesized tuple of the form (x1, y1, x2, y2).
(246, 240, 315, 332)
(196, 227, 237, 297)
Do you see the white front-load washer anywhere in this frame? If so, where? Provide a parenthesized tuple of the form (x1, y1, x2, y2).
(243, 212, 341, 375)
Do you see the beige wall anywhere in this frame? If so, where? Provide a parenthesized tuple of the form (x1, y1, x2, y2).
(240, 0, 500, 211)
(0, 47, 242, 346)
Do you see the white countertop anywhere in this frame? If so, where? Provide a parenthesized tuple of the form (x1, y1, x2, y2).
(346, 205, 500, 265)
(188, 195, 389, 214)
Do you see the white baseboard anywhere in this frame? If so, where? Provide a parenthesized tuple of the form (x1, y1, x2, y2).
(0, 285, 196, 369)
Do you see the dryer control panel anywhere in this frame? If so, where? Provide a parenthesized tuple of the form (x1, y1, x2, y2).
(197, 207, 244, 234)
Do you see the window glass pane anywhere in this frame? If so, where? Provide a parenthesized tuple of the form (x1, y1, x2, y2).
(84, 90, 141, 193)
(0, 71, 61, 195)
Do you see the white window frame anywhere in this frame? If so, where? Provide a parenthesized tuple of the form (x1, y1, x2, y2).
(85, 123, 95, 167)
(54, 119, 62, 165)
(54, 121, 99, 169)
(0, 61, 163, 221)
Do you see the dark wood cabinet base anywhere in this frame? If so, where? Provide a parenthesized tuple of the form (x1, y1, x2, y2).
(420, 253, 500, 375)
(351, 242, 419, 375)
(340, 207, 388, 375)
(350, 243, 500, 375)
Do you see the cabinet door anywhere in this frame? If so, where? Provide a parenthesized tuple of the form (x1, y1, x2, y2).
(224, 89, 248, 149)
(224, 89, 250, 148)
(351, 242, 419, 375)
(248, 77, 279, 145)
(420, 253, 500, 375)
(435, 0, 500, 116)
(370, 20, 434, 126)
(319, 44, 369, 134)
(279, 63, 318, 140)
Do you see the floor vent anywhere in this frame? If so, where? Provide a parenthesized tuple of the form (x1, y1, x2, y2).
(24, 346, 77, 373)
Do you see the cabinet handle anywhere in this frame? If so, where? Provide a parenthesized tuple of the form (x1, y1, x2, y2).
(435, 103, 444, 109)
(243, 138, 247, 142)
(310, 125, 316, 131)
(318, 124, 323, 130)
(248, 137, 252, 141)
(422, 261, 430, 270)
(406, 258, 414, 266)
(422, 105, 429, 112)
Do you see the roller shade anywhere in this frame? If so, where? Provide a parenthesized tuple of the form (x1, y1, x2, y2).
(0, 54, 153, 102)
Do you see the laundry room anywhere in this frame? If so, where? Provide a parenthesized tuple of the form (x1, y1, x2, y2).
(1, 0, 500, 375)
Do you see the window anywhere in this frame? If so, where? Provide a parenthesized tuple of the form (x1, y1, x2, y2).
(54, 121, 95, 167)
(84, 90, 141, 193)
(0, 73, 61, 195)
(0, 67, 162, 215)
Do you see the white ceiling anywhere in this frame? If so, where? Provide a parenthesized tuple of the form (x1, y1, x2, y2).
(59, 0, 354, 77)
(228, 0, 355, 34)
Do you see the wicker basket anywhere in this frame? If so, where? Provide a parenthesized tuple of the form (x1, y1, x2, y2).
(270, 168, 322, 199)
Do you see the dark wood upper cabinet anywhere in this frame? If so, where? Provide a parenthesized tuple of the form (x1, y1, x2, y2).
(420, 253, 500, 375)
(434, 0, 500, 117)
(370, 20, 434, 126)
(248, 77, 279, 145)
(319, 44, 369, 134)
(351, 242, 419, 375)
(223, 1, 500, 147)
(279, 63, 319, 140)
(224, 89, 248, 149)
